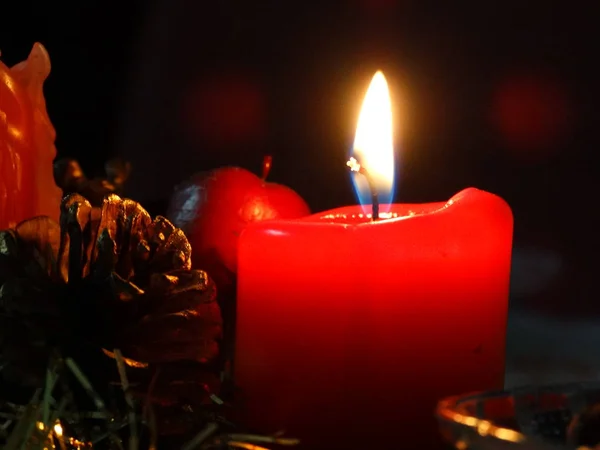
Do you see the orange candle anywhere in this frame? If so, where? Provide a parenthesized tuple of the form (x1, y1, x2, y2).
(235, 72, 513, 449)
(0, 43, 62, 228)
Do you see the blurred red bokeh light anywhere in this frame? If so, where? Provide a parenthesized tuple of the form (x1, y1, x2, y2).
(363, 0, 396, 8)
(491, 73, 572, 160)
(184, 74, 267, 147)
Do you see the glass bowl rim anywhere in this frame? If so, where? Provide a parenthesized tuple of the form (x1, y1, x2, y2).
(436, 382, 600, 450)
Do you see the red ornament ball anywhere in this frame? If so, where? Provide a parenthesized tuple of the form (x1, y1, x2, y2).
(167, 162, 310, 289)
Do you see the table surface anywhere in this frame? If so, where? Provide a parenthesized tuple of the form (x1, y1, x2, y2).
(506, 307, 600, 388)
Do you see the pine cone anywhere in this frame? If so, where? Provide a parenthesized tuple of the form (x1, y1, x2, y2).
(0, 194, 222, 387)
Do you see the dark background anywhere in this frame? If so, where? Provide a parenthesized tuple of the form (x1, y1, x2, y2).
(1, 0, 598, 323)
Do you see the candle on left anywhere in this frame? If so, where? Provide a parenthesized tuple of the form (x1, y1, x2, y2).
(0, 43, 62, 228)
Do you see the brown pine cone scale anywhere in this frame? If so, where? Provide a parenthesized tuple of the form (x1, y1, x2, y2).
(0, 193, 222, 387)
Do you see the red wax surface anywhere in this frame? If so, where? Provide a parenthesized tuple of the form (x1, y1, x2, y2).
(235, 187, 513, 449)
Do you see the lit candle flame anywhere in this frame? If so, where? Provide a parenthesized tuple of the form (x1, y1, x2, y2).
(350, 71, 395, 211)
(54, 421, 63, 437)
(35, 421, 64, 437)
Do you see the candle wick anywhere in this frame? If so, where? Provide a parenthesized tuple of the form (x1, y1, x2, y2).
(261, 155, 273, 181)
(347, 157, 380, 221)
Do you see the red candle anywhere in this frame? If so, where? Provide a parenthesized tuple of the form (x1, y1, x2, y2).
(234, 72, 513, 449)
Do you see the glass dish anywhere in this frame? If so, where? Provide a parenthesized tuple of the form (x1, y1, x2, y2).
(436, 382, 600, 450)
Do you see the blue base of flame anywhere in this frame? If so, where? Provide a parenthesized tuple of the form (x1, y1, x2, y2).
(349, 146, 397, 214)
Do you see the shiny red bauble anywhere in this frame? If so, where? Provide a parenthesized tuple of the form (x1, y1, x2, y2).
(167, 158, 310, 289)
